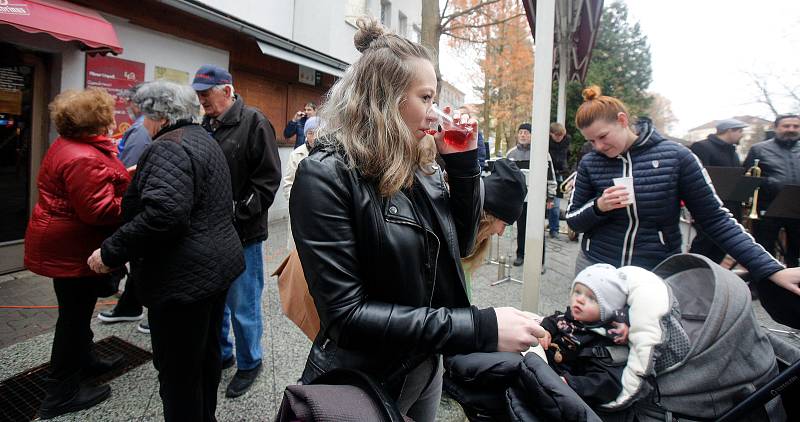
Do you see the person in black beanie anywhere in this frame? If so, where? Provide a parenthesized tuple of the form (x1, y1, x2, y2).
(462, 159, 528, 296)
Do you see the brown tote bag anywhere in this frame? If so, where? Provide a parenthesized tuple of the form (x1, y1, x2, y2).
(271, 250, 320, 341)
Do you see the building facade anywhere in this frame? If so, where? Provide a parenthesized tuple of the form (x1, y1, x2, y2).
(0, 0, 421, 273)
(437, 79, 466, 111)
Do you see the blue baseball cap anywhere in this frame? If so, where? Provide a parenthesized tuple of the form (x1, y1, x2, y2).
(192, 65, 233, 91)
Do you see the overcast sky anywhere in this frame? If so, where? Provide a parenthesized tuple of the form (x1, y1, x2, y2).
(440, 0, 800, 136)
(626, 0, 800, 135)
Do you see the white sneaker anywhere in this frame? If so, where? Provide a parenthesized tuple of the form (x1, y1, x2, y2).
(97, 309, 144, 323)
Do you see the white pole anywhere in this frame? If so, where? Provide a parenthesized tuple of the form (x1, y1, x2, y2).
(521, 0, 556, 313)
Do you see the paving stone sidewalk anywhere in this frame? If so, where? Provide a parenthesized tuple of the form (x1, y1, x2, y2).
(1, 218, 797, 421)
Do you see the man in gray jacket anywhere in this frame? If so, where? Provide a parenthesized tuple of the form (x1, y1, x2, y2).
(743, 114, 800, 328)
(506, 123, 556, 266)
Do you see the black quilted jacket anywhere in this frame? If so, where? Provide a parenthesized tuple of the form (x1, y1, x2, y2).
(567, 118, 784, 282)
(101, 121, 245, 307)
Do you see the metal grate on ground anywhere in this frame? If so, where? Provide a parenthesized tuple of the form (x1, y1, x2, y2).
(0, 335, 152, 422)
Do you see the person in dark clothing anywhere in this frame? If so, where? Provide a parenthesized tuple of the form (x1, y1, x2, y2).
(89, 81, 245, 422)
(284, 102, 317, 148)
(548, 122, 572, 238)
(507, 123, 557, 266)
(539, 263, 629, 406)
(25, 88, 129, 419)
(290, 18, 546, 421)
(98, 85, 152, 333)
(576, 140, 593, 167)
(193, 65, 282, 397)
(743, 114, 800, 328)
(688, 119, 747, 263)
(567, 86, 800, 330)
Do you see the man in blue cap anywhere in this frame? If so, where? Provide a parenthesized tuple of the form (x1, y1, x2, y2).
(688, 118, 748, 263)
(193, 64, 281, 397)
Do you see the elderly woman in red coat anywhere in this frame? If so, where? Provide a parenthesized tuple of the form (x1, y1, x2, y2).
(24, 88, 130, 419)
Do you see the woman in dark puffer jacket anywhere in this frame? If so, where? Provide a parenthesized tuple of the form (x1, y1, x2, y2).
(25, 88, 129, 419)
(567, 85, 800, 302)
(87, 81, 244, 422)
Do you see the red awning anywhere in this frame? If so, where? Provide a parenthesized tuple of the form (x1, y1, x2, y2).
(0, 0, 122, 54)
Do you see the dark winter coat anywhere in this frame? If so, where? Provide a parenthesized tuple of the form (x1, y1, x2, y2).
(689, 134, 740, 168)
(284, 116, 308, 148)
(291, 144, 497, 392)
(25, 135, 130, 278)
(100, 122, 244, 307)
(566, 118, 784, 282)
(743, 137, 800, 210)
(549, 134, 572, 178)
(540, 307, 626, 406)
(202, 96, 281, 245)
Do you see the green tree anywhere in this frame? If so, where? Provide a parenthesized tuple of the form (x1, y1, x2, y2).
(552, 1, 654, 169)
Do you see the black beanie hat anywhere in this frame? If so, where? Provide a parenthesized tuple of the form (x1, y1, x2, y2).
(518, 123, 532, 132)
(484, 159, 528, 224)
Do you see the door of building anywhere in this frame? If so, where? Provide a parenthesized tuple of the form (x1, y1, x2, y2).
(0, 44, 47, 274)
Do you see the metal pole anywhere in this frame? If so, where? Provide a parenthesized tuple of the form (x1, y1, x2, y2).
(521, 0, 556, 313)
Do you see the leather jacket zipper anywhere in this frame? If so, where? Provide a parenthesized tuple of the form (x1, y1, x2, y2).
(385, 217, 440, 304)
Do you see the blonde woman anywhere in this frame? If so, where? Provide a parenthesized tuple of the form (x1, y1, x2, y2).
(461, 159, 528, 298)
(290, 17, 545, 420)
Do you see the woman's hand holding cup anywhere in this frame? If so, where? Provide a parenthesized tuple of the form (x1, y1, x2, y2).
(429, 106, 478, 155)
(597, 185, 630, 212)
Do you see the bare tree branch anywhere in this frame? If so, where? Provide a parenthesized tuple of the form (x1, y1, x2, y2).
(750, 73, 780, 117)
(780, 81, 800, 107)
(441, 30, 488, 43)
(441, 0, 450, 21)
(441, 0, 501, 28)
(446, 12, 524, 32)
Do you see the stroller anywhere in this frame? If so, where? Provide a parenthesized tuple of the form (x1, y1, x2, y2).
(444, 254, 800, 421)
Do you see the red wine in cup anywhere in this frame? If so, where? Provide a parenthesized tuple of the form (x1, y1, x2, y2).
(443, 127, 471, 150)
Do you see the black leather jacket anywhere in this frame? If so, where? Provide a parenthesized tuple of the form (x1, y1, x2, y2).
(290, 144, 498, 390)
(743, 137, 800, 210)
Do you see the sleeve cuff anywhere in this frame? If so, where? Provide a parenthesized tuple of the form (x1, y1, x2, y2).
(441, 149, 480, 177)
(474, 306, 498, 352)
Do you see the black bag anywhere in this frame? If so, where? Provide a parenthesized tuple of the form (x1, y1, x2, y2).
(275, 369, 410, 422)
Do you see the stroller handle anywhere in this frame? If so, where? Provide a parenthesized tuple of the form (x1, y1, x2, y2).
(715, 358, 800, 422)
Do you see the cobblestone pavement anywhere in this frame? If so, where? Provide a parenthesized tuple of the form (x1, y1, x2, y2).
(1, 218, 797, 421)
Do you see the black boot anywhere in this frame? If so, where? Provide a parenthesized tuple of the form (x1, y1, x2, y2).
(38, 376, 111, 420)
(83, 353, 124, 379)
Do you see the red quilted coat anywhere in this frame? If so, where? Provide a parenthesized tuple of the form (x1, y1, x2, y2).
(24, 135, 131, 278)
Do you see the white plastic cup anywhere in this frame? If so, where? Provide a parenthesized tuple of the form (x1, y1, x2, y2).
(612, 177, 635, 205)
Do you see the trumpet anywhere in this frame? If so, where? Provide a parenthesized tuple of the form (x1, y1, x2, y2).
(745, 159, 762, 220)
(560, 171, 577, 195)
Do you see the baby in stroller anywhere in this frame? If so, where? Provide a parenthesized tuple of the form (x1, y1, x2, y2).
(539, 264, 631, 406)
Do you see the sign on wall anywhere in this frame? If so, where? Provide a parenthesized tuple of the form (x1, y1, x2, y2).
(298, 65, 320, 86)
(155, 66, 189, 84)
(85, 55, 145, 137)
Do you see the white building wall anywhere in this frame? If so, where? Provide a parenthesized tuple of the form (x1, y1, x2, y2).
(109, 17, 229, 82)
(195, 0, 422, 64)
(198, 0, 295, 39)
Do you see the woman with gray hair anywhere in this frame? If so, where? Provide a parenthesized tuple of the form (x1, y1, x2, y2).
(87, 80, 245, 421)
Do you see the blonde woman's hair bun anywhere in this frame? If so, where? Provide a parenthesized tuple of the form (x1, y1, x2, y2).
(354, 17, 388, 53)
